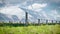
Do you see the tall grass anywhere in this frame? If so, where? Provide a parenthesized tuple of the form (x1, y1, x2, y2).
(0, 24, 60, 34)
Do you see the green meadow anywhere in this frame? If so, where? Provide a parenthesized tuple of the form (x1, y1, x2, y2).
(0, 24, 60, 34)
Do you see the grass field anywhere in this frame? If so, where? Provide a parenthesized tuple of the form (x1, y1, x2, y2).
(0, 24, 60, 34)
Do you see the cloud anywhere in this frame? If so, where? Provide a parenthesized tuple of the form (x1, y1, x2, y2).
(47, 9, 60, 20)
(51, 10, 58, 15)
(3, 0, 26, 4)
(50, 0, 60, 3)
(28, 3, 47, 10)
(50, 10, 60, 17)
(0, 0, 60, 21)
(59, 7, 60, 8)
(0, 5, 25, 20)
(0, 0, 2, 3)
(41, 11, 47, 18)
(34, 0, 60, 3)
(0, 0, 28, 7)
(34, 9, 42, 12)
(0, 0, 60, 7)
(28, 14, 33, 20)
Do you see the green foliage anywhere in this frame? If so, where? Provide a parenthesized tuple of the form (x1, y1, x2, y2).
(0, 25, 60, 34)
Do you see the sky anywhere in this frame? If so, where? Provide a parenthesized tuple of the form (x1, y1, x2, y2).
(0, 0, 60, 21)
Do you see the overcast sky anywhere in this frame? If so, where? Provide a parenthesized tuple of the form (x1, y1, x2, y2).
(0, 0, 60, 20)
